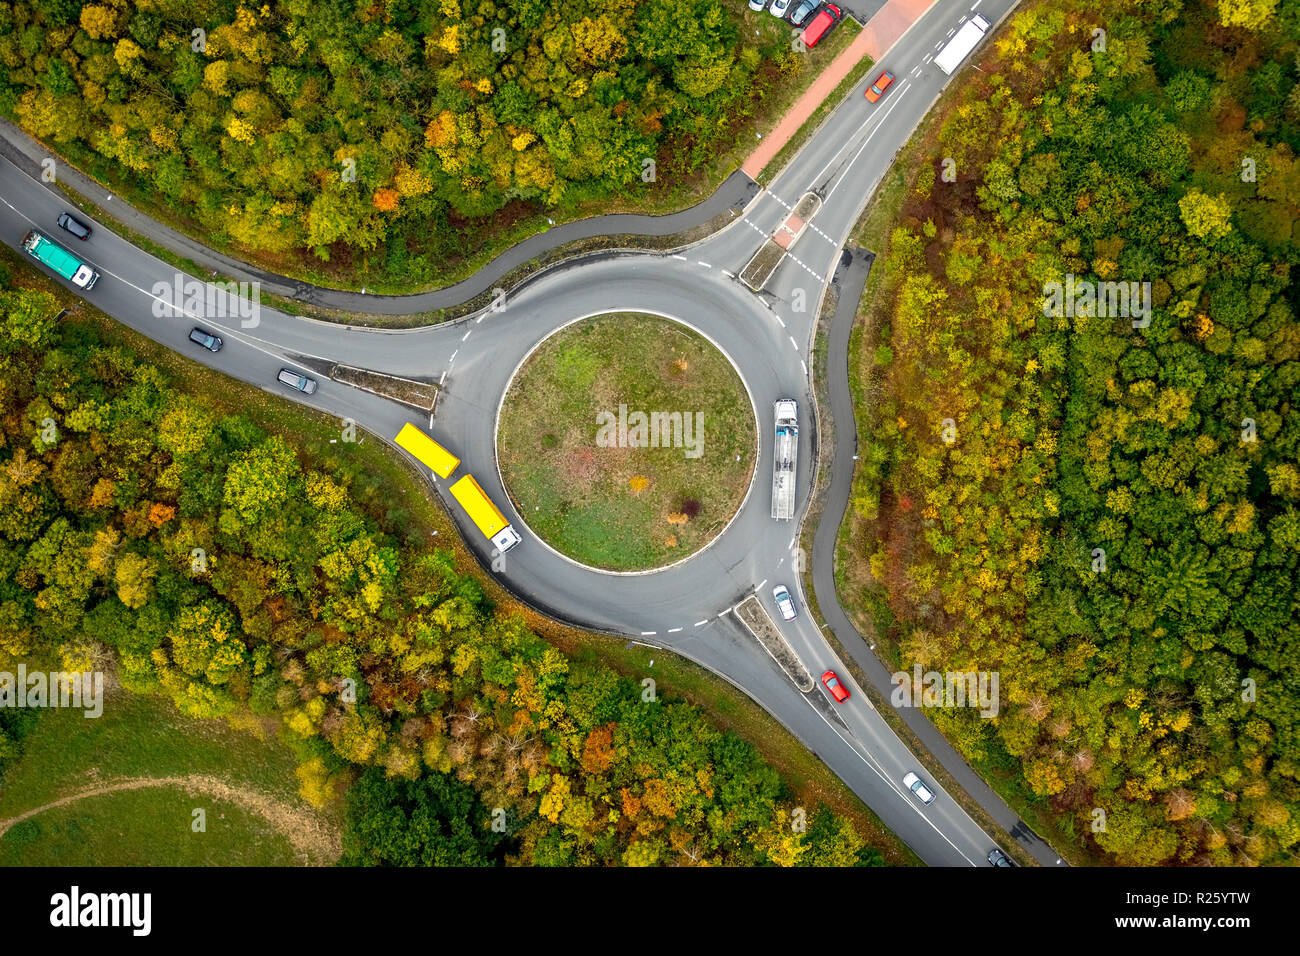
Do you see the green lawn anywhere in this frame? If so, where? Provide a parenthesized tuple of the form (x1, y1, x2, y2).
(0, 690, 341, 866)
(0, 789, 301, 866)
(497, 313, 756, 570)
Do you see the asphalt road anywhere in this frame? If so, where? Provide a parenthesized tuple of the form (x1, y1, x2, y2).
(0, 0, 1065, 867)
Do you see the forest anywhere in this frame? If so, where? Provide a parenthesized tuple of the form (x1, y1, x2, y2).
(846, 0, 1300, 865)
(0, 262, 883, 866)
(0, 0, 786, 279)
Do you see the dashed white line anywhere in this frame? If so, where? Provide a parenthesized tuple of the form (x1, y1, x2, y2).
(641, 631, 657, 636)
(775, 313, 786, 328)
(439, 370, 447, 386)
(946, 27, 956, 36)
(801, 359, 808, 375)
(758, 579, 768, 590)
(972, 0, 983, 8)
(694, 619, 708, 627)
(672, 254, 687, 260)
(697, 260, 712, 269)
(668, 626, 683, 634)
(722, 270, 735, 279)
(461, 329, 472, 341)
(923, 53, 934, 63)
(789, 335, 799, 351)
(476, 315, 484, 323)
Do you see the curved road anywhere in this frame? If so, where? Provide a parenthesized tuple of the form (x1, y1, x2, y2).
(1, 0, 1063, 866)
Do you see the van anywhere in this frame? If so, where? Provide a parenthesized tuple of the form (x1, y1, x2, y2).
(56, 212, 91, 241)
(800, 3, 842, 48)
(277, 368, 317, 394)
(188, 327, 223, 352)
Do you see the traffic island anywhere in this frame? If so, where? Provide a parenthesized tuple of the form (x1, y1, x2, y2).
(740, 192, 822, 291)
(497, 312, 756, 572)
(330, 364, 438, 412)
(734, 596, 815, 692)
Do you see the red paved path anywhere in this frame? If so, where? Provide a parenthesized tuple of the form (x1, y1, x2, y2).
(742, 0, 939, 179)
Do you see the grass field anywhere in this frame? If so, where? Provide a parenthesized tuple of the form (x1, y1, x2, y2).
(497, 313, 756, 570)
(0, 690, 341, 866)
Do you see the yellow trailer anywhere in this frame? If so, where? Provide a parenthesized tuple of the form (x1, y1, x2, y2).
(394, 423, 460, 479)
(449, 475, 522, 553)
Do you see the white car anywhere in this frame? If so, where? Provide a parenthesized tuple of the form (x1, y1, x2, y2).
(771, 0, 792, 15)
(903, 771, 936, 805)
(773, 584, 797, 621)
(748, 0, 769, 10)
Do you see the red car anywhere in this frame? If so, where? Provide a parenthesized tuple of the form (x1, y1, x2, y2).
(800, 4, 843, 49)
(865, 70, 895, 103)
(821, 670, 850, 703)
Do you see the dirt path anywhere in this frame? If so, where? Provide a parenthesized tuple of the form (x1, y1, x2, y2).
(0, 775, 341, 865)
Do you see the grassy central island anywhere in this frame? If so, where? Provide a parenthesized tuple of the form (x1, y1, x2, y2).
(497, 313, 757, 571)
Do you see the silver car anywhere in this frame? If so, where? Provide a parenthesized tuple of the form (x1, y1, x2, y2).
(277, 368, 317, 395)
(903, 771, 935, 805)
(773, 584, 797, 621)
(771, 0, 792, 15)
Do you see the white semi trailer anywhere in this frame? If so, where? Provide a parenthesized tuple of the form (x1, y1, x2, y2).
(771, 399, 798, 521)
(934, 14, 991, 75)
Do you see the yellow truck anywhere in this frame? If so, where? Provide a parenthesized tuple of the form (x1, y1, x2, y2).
(394, 423, 460, 479)
(449, 475, 522, 553)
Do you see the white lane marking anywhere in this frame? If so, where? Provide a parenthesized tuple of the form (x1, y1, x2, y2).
(718, 607, 732, 616)
(476, 315, 484, 323)
(722, 270, 735, 279)
(972, 0, 983, 8)
(672, 254, 687, 260)
(758, 579, 768, 590)
(764, 190, 794, 212)
(801, 359, 808, 375)
(429, 412, 435, 428)
(694, 619, 708, 627)
(786, 254, 825, 283)
(787, 535, 796, 549)
(641, 631, 657, 636)
(697, 260, 712, 269)
(775, 313, 786, 328)
(923, 53, 933, 63)
(449, 349, 458, 364)
(461, 329, 472, 341)
(789, 335, 799, 351)
(777, 558, 785, 568)
(947, 27, 956, 36)
(439, 370, 447, 386)
(935, 40, 944, 49)
(668, 626, 683, 634)
(822, 84, 912, 211)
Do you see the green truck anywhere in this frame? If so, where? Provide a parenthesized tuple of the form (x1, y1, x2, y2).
(21, 230, 100, 289)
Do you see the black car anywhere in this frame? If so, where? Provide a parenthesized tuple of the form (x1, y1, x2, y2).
(56, 212, 92, 240)
(987, 848, 1013, 867)
(188, 327, 223, 352)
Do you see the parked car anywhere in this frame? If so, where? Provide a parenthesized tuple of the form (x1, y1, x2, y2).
(903, 771, 936, 805)
(800, 3, 843, 48)
(773, 584, 797, 621)
(56, 212, 91, 241)
(188, 327, 223, 352)
(788, 0, 817, 25)
(987, 848, 1014, 867)
(821, 670, 850, 703)
(771, 0, 792, 16)
(865, 69, 895, 103)
(277, 368, 317, 394)
(748, 0, 769, 10)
